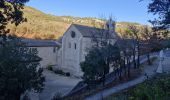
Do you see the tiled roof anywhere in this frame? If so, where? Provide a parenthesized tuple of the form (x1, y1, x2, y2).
(73, 24, 117, 39)
(22, 38, 61, 47)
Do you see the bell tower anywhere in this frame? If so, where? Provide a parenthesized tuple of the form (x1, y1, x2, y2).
(106, 17, 116, 33)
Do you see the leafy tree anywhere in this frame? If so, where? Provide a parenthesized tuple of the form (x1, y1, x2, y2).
(0, 0, 28, 35)
(140, 26, 153, 65)
(81, 44, 121, 88)
(126, 25, 141, 68)
(140, 25, 163, 65)
(0, 36, 45, 100)
(146, 0, 170, 30)
(117, 39, 133, 77)
(0, 0, 45, 100)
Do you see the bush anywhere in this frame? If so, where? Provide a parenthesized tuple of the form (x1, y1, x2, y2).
(52, 92, 63, 100)
(22, 94, 31, 100)
(54, 70, 65, 75)
(66, 72, 70, 77)
(47, 65, 53, 71)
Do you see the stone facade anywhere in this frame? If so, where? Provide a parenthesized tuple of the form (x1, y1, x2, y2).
(61, 25, 85, 76)
(60, 19, 118, 76)
(22, 39, 61, 68)
(23, 19, 118, 76)
(33, 47, 58, 68)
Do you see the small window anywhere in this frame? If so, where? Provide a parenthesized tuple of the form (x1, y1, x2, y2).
(74, 43, 76, 50)
(53, 47, 56, 53)
(71, 31, 76, 38)
(69, 42, 71, 48)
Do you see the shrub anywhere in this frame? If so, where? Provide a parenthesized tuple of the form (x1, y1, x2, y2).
(47, 65, 53, 71)
(22, 94, 31, 100)
(52, 92, 63, 100)
(66, 72, 70, 77)
(54, 70, 65, 75)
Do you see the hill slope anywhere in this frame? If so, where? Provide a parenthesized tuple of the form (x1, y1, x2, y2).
(7, 6, 143, 39)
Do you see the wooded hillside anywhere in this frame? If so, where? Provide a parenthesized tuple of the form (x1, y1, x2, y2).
(7, 6, 144, 39)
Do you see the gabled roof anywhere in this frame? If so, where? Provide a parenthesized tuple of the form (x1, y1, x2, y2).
(22, 38, 61, 47)
(72, 24, 117, 39)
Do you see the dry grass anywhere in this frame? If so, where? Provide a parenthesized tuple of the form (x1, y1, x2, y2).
(6, 6, 144, 40)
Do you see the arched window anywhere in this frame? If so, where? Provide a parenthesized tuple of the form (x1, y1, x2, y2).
(71, 31, 76, 38)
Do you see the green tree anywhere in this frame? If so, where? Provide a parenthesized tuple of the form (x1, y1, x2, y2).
(0, 36, 45, 100)
(81, 44, 120, 88)
(0, 0, 45, 100)
(126, 25, 141, 68)
(146, 0, 170, 30)
(0, 0, 28, 35)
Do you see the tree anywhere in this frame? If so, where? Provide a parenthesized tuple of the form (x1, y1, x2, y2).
(0, 0, 28, 35)
(0, 36, 45, 100)
(0, 0, 45, 100)
(81, 47, 105, 88)
(140, 25, 162, 65)
(140, 26, 153, 65)
(126, 25, 141, 68)
(146, 0, 170, 30)
(117, 39, 133, 77)
(81, 44, 120, 88)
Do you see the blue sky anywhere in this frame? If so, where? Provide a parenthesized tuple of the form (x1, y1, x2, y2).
(26, 0, 155, 25)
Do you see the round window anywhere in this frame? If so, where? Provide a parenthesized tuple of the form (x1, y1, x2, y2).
(71, 31, 76, 38)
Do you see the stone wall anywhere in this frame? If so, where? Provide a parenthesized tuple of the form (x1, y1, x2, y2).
(31, 47, 58, 68)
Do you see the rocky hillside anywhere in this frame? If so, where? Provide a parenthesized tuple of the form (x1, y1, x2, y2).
(7, 6, 143, 39)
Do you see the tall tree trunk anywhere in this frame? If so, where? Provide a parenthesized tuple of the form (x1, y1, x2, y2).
(15, 92, 22, 100)
(123, 57, 126, 75)
(127, 58, 131, 77)
(119, 66, 122, 80)
(137, 41, 140, 68)
(147, 53, 151, 65)
(102, 64, 108, 87)
(133, 50, 136, 69)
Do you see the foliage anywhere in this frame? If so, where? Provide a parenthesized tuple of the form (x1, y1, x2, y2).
(54, 69, 65, 75)
(0, 0, 45, 100)
(65, 72, 71, 77)
(130, 74, 170, 100)
(0, 36, 45, 100)
(147, 0, 170, 30)
(81, 44, 121, 88)
(0, 0, 28, 35)
(105, 74, 170, 100)
(52, 92, 63, 100)
(47, 65, 53, 71)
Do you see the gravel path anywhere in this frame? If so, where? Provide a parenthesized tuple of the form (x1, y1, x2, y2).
(29, 70, 81, 100)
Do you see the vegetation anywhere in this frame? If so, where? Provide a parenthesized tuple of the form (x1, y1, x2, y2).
(81, 44, 121, 88)
(6, 6, 146, 39)
(47, 68, 71, 77)
(147, 0, 170, 30)
(54, 69, 65, 76)
(0, 36, 45, 100)
(0, 0, 45, 100)
(47, 65, 53, 71)
(105, 74, 170, 100)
